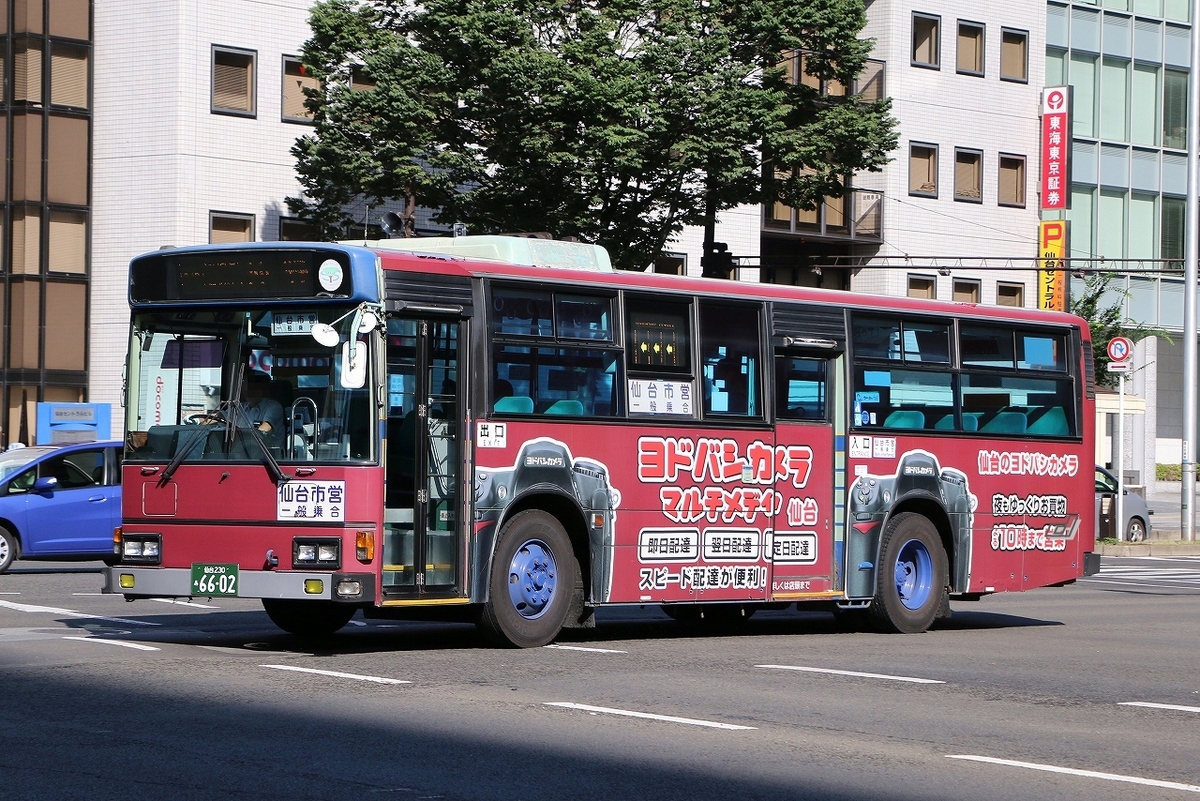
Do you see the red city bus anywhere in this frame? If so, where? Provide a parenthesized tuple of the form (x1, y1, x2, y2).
(104, 237, 1097, 646)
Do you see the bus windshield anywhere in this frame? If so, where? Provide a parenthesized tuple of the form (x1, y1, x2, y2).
(125, 306, 375, 464)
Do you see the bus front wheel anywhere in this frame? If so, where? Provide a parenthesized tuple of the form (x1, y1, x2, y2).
(262, 598, 355, 636)
(482, 510, 574, 648)
(868, 512, 947, 634)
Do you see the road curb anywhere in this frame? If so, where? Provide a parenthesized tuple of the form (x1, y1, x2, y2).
(1097, 543, 1200, 556)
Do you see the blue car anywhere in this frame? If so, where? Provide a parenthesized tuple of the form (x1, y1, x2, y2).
(0, 441, 123, 573)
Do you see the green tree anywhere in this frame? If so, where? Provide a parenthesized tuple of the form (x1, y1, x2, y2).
(1070, 272, 1167, 387)
(289, 0, 897, 271)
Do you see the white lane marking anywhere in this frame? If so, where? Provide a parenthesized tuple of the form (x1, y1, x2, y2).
(260, 664, 410, 685)
(1120, 701, 1200, 714)
(946, 755, 1200, 793)
(544, 644, 628, 654)
(63, 636, 160, 652)
(72, 593, 107, 596)
(0, 599, 159, 626)
(0, 592, 19, 595)
(544, 702, 756, 730)
(756, 664, 945, 684)
(1080, 578, 1200, 590)
(149, 598, 220, 609)
(347, 619, 366, 627)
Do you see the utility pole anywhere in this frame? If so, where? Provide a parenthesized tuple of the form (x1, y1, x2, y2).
(1182, 0, 1200, 541)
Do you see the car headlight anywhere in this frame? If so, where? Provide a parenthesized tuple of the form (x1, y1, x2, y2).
(121, 534, 162, 564)
(293, 538, 340, 569)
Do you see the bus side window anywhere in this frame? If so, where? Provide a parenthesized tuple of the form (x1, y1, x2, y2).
(775, 355, 827, 421)
(700, 303, 762, 418)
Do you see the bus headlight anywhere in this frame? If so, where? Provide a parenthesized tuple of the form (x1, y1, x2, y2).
(293, 538, 340, 568)
(122, 534, 162, 564)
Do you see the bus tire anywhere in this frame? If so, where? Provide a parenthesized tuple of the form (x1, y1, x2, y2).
(262, 598, 355, 636)
(482, 510, 574, 648)
(868, 512, 946, 634)
(0, 526, 19, 574)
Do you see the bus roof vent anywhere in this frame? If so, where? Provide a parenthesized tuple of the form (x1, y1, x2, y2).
(353, 235, 613, 272)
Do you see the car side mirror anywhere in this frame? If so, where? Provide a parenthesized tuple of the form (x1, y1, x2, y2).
(33, 476, 59, 494)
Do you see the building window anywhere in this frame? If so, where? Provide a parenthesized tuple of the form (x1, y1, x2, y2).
(14, 40, 43, 104)
(856, 59, 885, 102)
(953, 279, 980, 304)
(48, 210, 87, 274)
(908, 275, 936, 299)
(1164, 69, 1188, 150)
(212, 46, 256, 116)
(50, 42, 88, 109)
(996, 282, 1025, 307)
(1162, 196, 1185, 260)
(210, 212, 254, 243)
(351, 65, 376, 92)
(912, 14, 940, 68)
(998, 155, 1026, 207)
(282, 56, 318, 123)
(956, 21, 984, 75)
(654, 253, 686, 275)
(909, 143, 938, 197)
(44, 281, 86, 370)
(278, 216, 317, 241)
(1000, 28, 1028, 82)
(954, 149, 982, 202)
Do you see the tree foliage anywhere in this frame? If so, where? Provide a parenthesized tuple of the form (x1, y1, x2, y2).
(1070, 272, 1167, 387)
(289, 0, 897, 270)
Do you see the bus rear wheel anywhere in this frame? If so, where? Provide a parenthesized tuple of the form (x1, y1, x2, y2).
(868, 512, 947, 634)
(262, 598, 356, 636)
(481, 510, 574, 648)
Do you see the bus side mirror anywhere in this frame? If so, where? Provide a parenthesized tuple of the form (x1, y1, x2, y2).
(340, 339, 366, 389)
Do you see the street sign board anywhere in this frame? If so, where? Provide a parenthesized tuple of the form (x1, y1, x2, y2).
(1107, 362, 1130, 373)
(1107, 336, 1133, 363)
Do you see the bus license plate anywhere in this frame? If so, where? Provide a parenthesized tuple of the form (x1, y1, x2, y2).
(191, 563, 239, 597)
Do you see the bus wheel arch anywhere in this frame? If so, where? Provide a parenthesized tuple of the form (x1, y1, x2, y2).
(488, 491, 592, 607)
(261, 598, 357, 636)
(481, 508, 580, 647)
(868, 511, 948, 633)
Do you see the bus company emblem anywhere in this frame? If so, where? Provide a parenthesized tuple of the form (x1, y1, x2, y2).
(525, 455, 565, 468)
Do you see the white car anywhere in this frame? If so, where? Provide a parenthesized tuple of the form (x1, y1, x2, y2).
(1095, 466, 1152, 542)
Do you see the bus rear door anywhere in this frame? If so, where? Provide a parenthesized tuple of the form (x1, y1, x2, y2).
(770, 351, 840, 601)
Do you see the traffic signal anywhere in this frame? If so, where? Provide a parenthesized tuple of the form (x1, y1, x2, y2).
(702, 242, 735, 279)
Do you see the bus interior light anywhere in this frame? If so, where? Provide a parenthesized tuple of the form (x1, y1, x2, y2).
(355, 531, 375, 562)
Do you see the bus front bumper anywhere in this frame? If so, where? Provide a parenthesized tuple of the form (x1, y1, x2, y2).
(101, 567, 375, 603)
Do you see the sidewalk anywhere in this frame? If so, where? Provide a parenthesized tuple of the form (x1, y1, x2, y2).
(1098, 480, 1200, 556)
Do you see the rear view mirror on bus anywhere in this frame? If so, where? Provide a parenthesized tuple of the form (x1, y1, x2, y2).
(311, 323, 340, 347)
(340, 339, 366, 388)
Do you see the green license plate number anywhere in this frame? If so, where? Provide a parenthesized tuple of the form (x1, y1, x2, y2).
(191, 563, 239, 597)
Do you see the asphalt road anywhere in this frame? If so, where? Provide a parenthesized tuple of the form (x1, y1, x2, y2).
(2, 556, 1199, 801)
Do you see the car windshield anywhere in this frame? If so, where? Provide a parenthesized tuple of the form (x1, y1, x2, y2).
(0, 447, 55, 481)
(125, 306, 376, 465)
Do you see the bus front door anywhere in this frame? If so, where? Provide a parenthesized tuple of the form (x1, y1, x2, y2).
(770, 352, 839, 601)
(383, 318, 462, 597)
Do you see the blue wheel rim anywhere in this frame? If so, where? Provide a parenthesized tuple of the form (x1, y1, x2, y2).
(894, 538, 934, 611)
(507, 539, 558, 620)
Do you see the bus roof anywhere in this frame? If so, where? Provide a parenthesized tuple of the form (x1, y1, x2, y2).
(367, 242, 1090, 334)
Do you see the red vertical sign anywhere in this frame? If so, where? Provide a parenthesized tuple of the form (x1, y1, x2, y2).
(1040, 86, 1071, 211)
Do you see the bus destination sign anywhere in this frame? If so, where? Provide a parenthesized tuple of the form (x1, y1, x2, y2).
(130, 249, 352, 303)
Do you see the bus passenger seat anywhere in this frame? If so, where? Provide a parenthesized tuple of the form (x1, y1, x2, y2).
(981, 411, 1027, 434)
(962, 413, 980, 431)
(493, 395, 534, 414)
(1026, 406, 1068, 436)
(934, 414, 954, 430)
(545, 399, 584, 415)
(883, 410, 925, 429)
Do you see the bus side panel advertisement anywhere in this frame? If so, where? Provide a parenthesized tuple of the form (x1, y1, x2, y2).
(846, 436, 1089, 595)
(474, 424, 836, 606)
